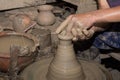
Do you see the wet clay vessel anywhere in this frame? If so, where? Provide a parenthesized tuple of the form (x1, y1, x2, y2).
(46, 32, 85, 80)
(21, 31, 112, 80)
(37, 5, 56, 26)
(0, 32, 39, 72)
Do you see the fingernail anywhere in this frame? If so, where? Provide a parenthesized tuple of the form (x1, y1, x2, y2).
(73, 37, 78, 41)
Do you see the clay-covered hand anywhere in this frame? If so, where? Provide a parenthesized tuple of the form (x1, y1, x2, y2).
(90, 22, 110, 32)
(56, 13, 96, 40)
(70, 27, 95, 41)
(72, 23, 109, 41)
(56, 6, 120, 40)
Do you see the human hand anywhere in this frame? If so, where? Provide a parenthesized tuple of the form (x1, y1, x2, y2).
(70, 27, 95, 41)
(91, 23, 110, 32)
(56, 13, 96, 40)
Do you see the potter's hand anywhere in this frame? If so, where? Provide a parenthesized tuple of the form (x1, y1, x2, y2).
(56, 6, 120, 38)
(78, 23, 110, 40)
(56, 13, 96, 40)
(76, 23, 109, 40)
(56, 14, 95, 33)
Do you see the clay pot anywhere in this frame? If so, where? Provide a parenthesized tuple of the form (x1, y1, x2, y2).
(12, 14, 35, 33)
(0, 32, 39, 72)
(37, 5, 56, 26)
(47, 34, 85, 80)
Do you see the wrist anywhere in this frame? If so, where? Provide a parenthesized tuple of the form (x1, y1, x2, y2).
(88, 10, 104, 23)
(86, 12, 99, 25)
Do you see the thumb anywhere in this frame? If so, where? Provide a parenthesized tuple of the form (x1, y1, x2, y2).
(56, 15, 73, 34)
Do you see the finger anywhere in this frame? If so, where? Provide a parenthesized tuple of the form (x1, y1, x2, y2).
(76, 28, 86, 40)
(76, 28, 82, 36)
(71, 28, 78, 37)
(76, 21, 87, 39)
(83, 29, 94, 39)
(56, 15, 73, 34)
(72, 37, 78, 41)
(82, 29, 90, 37)
(76, 21, 83, 29)
(66, 20, 74, 33)
(80, 35, 87, 40)
(88, 29, 95, 38)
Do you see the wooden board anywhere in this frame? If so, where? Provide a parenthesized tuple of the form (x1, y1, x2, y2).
(0, 0, 46, 10)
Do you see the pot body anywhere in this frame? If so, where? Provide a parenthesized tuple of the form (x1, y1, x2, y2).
(12, 14, 33, 33)
(37, 5, 56, 26)
(0, 32, 39, 72)
(47, 39, 85, 80)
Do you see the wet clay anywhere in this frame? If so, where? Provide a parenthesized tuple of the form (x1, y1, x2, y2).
(46, 32, 85, 80)
(21, 57, 112, 80)
(21, 31, 112, 80)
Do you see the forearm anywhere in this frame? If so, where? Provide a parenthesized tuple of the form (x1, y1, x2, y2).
(89, 6, 120, 23)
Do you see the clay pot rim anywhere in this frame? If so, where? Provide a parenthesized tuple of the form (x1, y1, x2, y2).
(0, 32, 39, 58)
(38, 5, 54, 11)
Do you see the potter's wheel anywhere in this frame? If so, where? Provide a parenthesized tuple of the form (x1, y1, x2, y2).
(20, 57, 112, 80)
(21, 57, 52, 80)
(21, 31, 112, 80)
